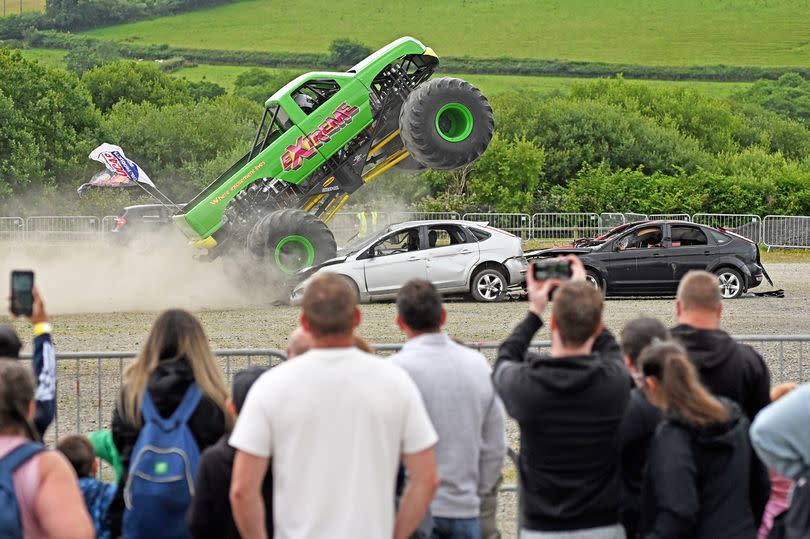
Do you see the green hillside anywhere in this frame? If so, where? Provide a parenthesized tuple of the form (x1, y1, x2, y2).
(86, 0, 810, 66)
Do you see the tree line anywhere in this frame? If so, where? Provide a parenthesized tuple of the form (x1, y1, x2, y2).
(2, 47, 810, 218)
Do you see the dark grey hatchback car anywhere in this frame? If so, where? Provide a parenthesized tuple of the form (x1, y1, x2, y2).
(525, 220, 771, 299)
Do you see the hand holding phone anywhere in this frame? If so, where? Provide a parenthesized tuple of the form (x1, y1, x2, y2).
(10, 271, 34, 317)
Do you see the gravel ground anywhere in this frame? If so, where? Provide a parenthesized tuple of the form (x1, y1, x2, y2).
(2, 252, 809, 538)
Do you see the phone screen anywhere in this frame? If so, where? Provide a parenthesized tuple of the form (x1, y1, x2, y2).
(10, 271, 34, 317)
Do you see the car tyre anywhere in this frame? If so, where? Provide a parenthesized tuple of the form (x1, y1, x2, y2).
(471, 268, 507, 302)
(585, 270, 605, 295)
(715, 267, 744, 299)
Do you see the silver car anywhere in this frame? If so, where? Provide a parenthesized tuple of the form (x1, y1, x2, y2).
(291, 220, 527, 303)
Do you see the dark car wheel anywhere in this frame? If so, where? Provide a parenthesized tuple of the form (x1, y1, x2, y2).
(471, 268, 507, 302)
(715, 268, 744, 299)
(585, 270, 604, 294)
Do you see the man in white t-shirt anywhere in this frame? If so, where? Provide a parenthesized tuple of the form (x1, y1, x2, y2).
(230, 273, 439, 539)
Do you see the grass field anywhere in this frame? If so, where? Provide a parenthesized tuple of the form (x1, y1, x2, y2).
(0, 0, 44, 15)
(174, 63, 753, 96)
(85, 0, 810, 67)
(15, 48, 67, 67)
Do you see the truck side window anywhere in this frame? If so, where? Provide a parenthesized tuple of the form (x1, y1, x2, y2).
(291, 79, 341, 115)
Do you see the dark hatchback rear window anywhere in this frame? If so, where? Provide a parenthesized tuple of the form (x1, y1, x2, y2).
(709, 229, 731, 245)
(671, 225, 708, 246)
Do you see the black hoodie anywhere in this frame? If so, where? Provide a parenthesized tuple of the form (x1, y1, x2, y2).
(639, 399, 759, 539)
(670, 325, 770, 422)
(109, 357, 228, 537)
(492, 313, 630, 532)
(671, 324, 771, 526)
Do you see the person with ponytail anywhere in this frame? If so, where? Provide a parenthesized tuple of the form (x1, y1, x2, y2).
(0, 360, 94, 539)
(637, 341, 766, 539)
(108, 309, 230, 537)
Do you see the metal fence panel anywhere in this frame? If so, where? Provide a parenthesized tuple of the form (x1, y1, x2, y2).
(464, 213, 532, 238)
(649, 213, 691, 222)
(692, 213, 762, 243)
(623, 212, 649, 223)
(762, 215, 810, 249)
(25, 216, 100, 242)
(389, 211, 460, 223)
(100, 215, 119, 234)
(531, 212, 601, 241)
(599, 213, 626, 230)
(0, 216, 24, 241)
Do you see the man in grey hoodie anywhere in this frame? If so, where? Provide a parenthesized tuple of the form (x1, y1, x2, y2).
(393, 279, 506, 539)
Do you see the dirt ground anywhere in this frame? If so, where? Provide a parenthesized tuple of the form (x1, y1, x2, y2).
(1, 246, 809, 538)
(5, 261, 806, 352)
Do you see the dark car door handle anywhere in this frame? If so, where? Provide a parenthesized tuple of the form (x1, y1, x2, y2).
(704, 250, 710, 255)
(652, 253, 660, 257)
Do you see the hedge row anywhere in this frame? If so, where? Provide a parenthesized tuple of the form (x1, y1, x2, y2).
(19, 30, 810, 83)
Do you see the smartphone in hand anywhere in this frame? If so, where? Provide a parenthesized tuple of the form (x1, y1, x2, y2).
(532, 259, 572, 281)
(10, 270, 34, 317)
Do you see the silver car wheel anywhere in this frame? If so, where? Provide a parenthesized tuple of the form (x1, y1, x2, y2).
(585, 274, 600, 289)
(718, 272, 741, 299)
(477, 273, 504, 301)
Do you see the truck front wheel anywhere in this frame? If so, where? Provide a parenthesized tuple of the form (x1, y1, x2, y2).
(399, 77, 494, 170)
(247, 209, 337, 276)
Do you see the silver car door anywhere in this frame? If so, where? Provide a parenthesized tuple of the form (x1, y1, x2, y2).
(424, 225, 479, 290)
(363, 229, 427, 297)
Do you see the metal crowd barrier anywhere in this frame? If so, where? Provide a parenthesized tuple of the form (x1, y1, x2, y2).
(762, 215, 810, 249)
(7, 211, 810, 249)
(463, 213, 532, 238)
(20, 336, 808, 443)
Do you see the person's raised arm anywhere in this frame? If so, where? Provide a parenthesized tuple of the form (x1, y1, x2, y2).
(494, 264, 559, 376)
(394, 447, 439, 539)
(230, 451, 270, 539)
(34, 451, 94, 539)
(28, 288, 55, 437)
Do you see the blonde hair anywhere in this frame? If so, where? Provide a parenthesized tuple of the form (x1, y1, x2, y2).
(119, 309, 229, 427)
(640, 341, 729, 426)
(0, 360, 38, 441)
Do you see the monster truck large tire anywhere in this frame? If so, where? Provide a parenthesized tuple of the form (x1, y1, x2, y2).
(247, 209, 337, 275)
(399, 77, 494, 170)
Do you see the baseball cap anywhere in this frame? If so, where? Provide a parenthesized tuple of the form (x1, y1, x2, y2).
(0, 325, 22, 359)
(231, 365, 268, 413)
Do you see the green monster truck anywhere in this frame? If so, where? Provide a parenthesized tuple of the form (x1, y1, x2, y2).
(172, 36, 494, 277)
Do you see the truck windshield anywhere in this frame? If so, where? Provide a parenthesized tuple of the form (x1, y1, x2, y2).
(251, 105, 291, 156)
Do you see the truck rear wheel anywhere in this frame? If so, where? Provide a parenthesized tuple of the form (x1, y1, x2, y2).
(399, 77, 494, 170)
(247, 209, 337, 275)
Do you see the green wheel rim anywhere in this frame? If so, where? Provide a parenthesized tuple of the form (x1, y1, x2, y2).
(435, 102, 474, 143)
(274, 235, 316, 274)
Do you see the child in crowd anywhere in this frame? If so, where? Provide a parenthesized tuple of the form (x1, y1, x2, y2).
(57, 434, 116, 539)
(88, 429, 123, 483)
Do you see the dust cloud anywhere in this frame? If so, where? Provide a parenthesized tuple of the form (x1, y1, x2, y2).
(0, 230, 269, 314)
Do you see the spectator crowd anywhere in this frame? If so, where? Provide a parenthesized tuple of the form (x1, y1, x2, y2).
(0, 260, 809, 539)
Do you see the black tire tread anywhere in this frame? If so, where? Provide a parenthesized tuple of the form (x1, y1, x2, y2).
(246, 209, 337, 271)
(399, 77, 494, 170)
